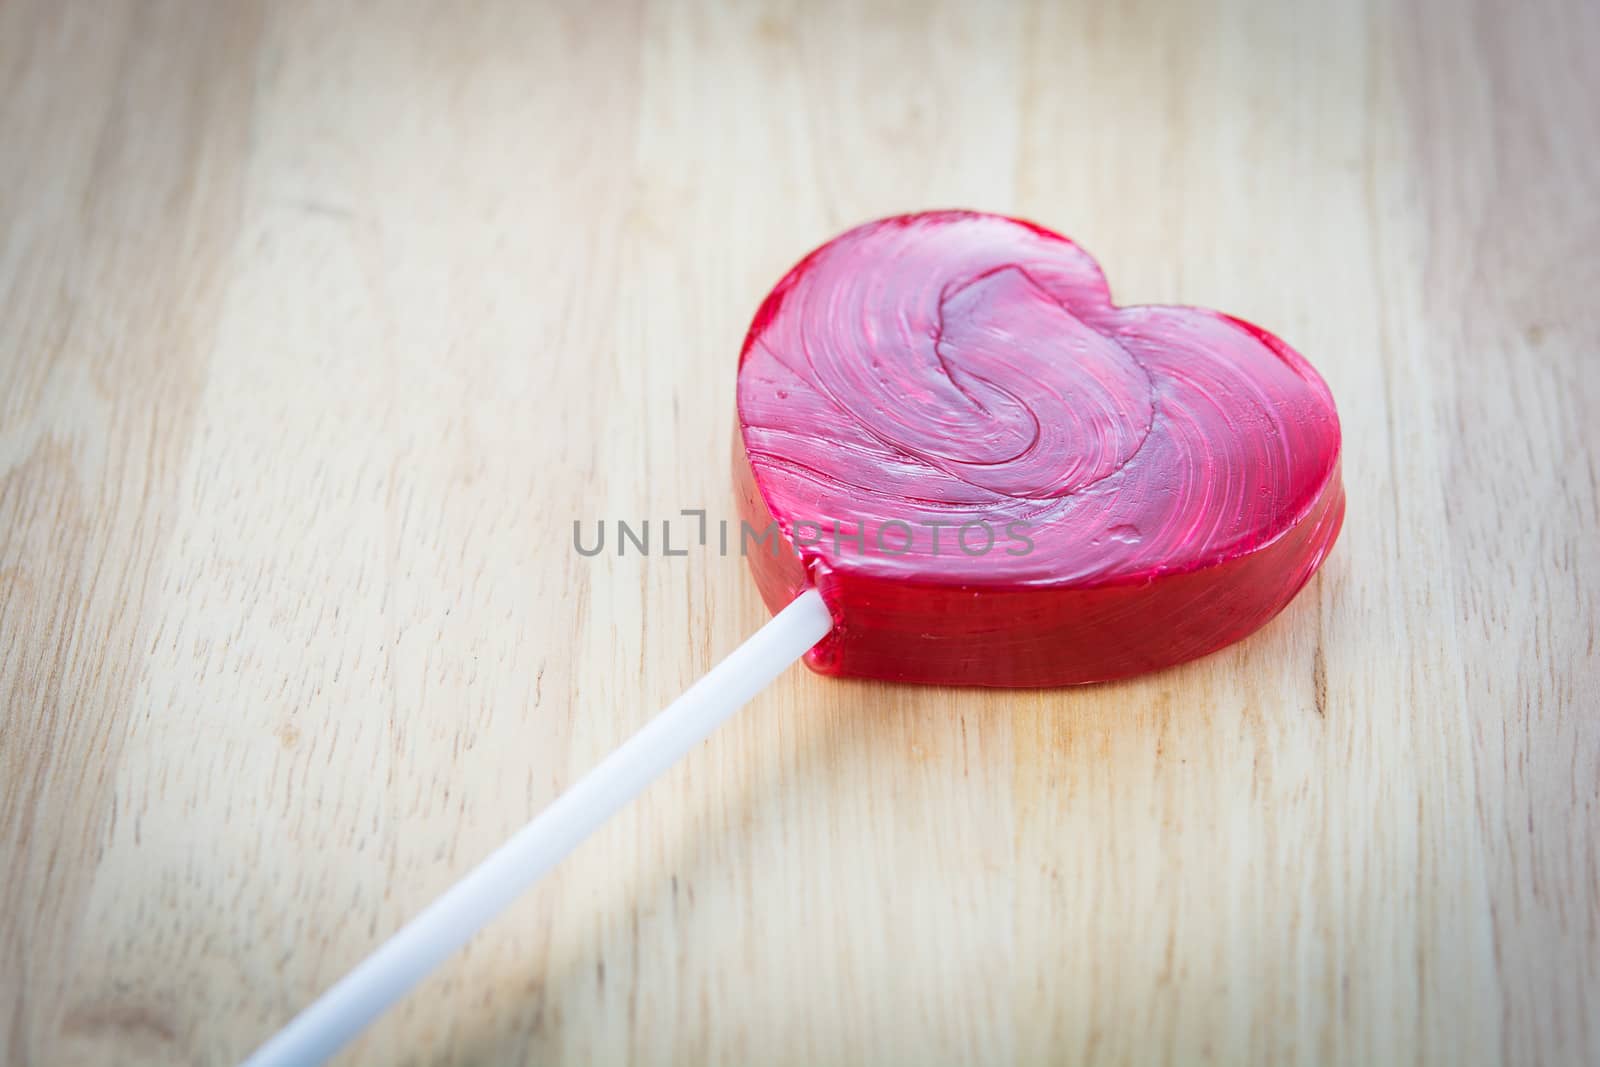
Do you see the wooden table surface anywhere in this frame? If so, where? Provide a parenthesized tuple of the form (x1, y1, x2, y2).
(3, 1, 1596, 1064)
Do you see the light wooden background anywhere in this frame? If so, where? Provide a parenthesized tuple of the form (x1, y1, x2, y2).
(2, 1, 1596, 1064)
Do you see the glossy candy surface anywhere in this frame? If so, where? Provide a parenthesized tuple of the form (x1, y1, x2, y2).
(735, 212, 1343, 686)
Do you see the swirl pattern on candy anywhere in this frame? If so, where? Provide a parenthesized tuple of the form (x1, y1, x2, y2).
(735, 211, 1343, 686)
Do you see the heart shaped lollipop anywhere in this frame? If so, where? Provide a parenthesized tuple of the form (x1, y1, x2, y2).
(247, 213, 1344, 1065)
(736, 211, 1343, 685)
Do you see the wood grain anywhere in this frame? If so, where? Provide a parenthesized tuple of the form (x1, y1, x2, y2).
(2, 1, 1595, 1064)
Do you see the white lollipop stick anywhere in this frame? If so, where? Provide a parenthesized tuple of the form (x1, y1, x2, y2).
(243, 589, 833, 1067)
